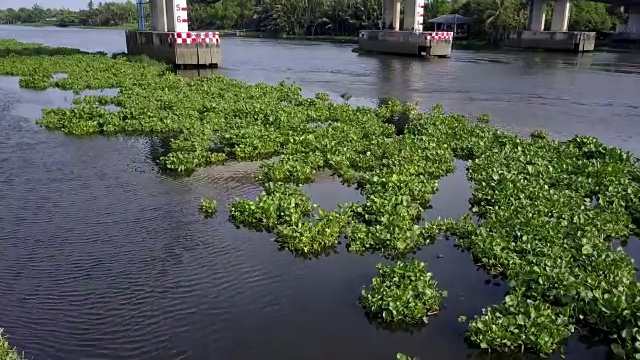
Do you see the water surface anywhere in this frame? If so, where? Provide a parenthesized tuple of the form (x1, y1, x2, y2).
(1, 25, 639, 360)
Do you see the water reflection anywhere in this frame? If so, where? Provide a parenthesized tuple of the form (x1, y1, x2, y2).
(174, 67, 222, 79)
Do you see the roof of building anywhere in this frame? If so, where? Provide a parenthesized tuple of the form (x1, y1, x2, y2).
(427, 14, 469, 24)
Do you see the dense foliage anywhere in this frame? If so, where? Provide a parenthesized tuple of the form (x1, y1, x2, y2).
(0, 2, 137, 28)
(187, 0, 623, 38)
(0, 330, 23, 360)
(0, 0, 624, 38)
(3, 39, 640, 358)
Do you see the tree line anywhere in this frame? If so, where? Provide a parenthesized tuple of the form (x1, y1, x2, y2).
(0, 0, 626, 41)
(0, 1, 137, 27)
(189, 0, 626, 39)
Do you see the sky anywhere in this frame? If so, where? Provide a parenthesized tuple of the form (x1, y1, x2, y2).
(1, 0, 128, 10)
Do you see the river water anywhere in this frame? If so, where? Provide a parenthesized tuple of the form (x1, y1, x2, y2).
(0, 25, 639, 360)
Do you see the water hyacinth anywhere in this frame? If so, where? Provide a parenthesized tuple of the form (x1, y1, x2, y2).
(0, 329, 24, 360)
(3, 39, 640, 358)
(199, 198, 218, 218)
(359, 259, 447, 325)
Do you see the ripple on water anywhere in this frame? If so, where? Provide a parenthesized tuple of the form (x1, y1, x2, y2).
(2, 29, 640, 360)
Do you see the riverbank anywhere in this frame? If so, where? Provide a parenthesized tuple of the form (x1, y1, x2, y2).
(5, 22, 137, 30)
(219, 30, 359, 44)
(221, 31, 498, 49)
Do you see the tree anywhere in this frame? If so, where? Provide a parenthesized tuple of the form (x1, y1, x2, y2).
(88, 0, 95, 10)
(568, 0, 613, 32)
(425, 0, 452, 20)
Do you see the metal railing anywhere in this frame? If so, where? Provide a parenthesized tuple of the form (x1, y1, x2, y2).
(137, 0, 149, 31)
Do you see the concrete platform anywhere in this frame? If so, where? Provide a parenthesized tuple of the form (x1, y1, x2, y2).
(358, 30, 453, 58)
(503, 30, 596, 52)
(125, 30, 221, 67)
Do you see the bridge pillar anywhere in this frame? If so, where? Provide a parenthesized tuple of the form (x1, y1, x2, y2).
(628, 5, 640, 33)
(550, 0, 570, 31)
(403, 0, 426, 31)
(393, 0, 401, 31)
(383, 0, 401, 30)
(528, 0, 546, 32)
(150, 0, 167, 32)
(404, 0, 417, 31)
(128, 0, 220, 68)
(383, 0, 394, 29)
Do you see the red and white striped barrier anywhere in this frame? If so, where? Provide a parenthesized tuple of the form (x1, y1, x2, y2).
(169, 32, 220, 46)
(425, 31, 453, 41)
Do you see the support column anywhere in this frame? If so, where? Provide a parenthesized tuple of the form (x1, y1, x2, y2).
(550, 0, 570, 32)
(628, 5, 640, 33)
(383, 0, 394, 29)
(528, 0, 546, 32)
(404, 0, 417, 31)
(402, 0, 425, 31)
(165, 0, 175, 32)
(393, 0, 401, 31)
(150, 0, 167, 32)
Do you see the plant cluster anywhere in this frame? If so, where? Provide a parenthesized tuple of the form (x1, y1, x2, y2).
(0, 330, 24, 360)
(3, 39, 640, 358)
(359, 260, 446, 325)
(199, 198, 218, 218)
(396, 353, 419, 360)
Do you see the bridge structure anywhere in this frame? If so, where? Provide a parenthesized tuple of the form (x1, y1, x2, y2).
(125, 0, 221, 67)
(504, 0, 640, 51)
(357, 0, 453, 57)
(597, 0, 640, 39)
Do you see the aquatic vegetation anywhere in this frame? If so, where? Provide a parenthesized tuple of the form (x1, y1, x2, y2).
(396, 353, 419, 360)
(199, 198, 218, 218)
(4, 39, 640, 358)
(0, 330, 24, 360)
(466, 292, 574, 356)
(359, 259, 446, 324)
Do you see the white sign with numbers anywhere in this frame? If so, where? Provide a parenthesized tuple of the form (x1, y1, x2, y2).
(173, 0, 189, 33)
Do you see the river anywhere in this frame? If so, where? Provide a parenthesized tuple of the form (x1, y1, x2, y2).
(0, 25, 639, 360)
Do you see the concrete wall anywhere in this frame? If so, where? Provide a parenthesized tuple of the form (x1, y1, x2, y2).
(358, 30, 452, 57)
(503, 30, 595, 51)
(125, 31, 221, 67)
(430, 39, 452, 56)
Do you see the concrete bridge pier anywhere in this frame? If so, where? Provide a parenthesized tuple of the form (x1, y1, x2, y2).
(527, 0, 546, 32)
(628, 5, 640, 33)
(383, 0, 401, 30)
(358, 0, 452, 57)
(125, 0, 220, 67)
(504, 0, 595, 52)
(550, 0, 571, 31)
(611, 4, 640, 42)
